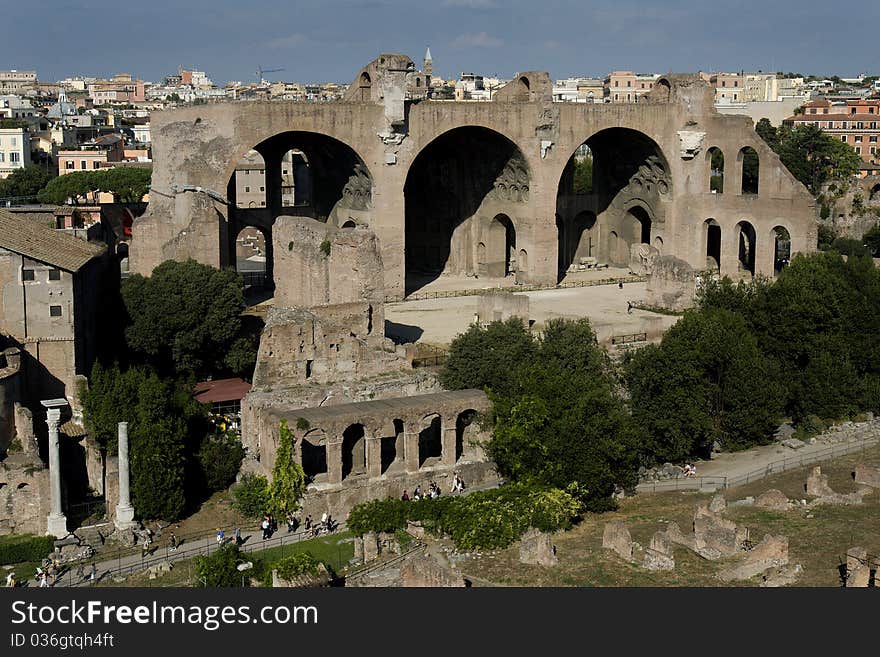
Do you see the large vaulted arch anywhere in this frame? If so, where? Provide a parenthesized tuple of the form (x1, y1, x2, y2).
(403, 126, 530, 295)
(556, 127, 671, 276)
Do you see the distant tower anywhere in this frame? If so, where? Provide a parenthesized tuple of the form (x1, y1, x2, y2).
(424, 46, 433, 78)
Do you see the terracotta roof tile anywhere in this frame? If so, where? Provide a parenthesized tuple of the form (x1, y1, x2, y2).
(0, 208, 105, 271)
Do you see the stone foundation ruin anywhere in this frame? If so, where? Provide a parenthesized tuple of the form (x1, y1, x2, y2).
(241, 217, 499, 519)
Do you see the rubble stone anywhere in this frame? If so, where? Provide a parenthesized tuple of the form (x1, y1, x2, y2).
(519, 528, 558, 567)
(755, 489, 789, 512)
(602, 520, 634, 562)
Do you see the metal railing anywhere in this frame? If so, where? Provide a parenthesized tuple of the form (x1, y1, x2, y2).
(345, 538, 426, 583)
(388, 274, 645, 303)
(610, 332, 648, 346)
(636, 436, 879, 494)
(51, 522, 351, 587)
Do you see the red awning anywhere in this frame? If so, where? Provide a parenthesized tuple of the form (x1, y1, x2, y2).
(193, 378, 251, 404)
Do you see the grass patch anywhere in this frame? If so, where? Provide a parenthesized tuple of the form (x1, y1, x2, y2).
(456, 443, 880, 587)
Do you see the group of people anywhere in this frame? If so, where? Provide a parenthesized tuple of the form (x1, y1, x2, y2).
(302, 512, 336, 537)
(260, 515, 278, 540)
(34, 558, 61, 587)
(683, 463, 697, 478)
(401, 474, 465, 502)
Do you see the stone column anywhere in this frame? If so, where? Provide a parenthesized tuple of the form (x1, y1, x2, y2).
(366, 437, 382, 479)
(404, 431, 420, 473)
(114, 422, 136, 530)
(441, 426, 457, 467)
(45, 408, 68, 537)
(327, 441, 343, 485)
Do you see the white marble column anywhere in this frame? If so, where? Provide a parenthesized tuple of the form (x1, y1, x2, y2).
(114, 421, 136, 530)
(45, 407, 68, 537)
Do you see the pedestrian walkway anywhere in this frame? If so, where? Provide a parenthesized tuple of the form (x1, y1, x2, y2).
(636, 435, 878, 494)
(51, 522, 346, 588)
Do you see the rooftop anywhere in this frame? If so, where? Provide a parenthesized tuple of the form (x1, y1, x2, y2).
(0, 208, 106, 271)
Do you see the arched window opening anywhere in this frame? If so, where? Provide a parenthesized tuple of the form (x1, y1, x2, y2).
(740, 147, 759, 195)
(342, 424, 367, 480)
(708, 147, 724, 193)
(705, 219, 721, 271)
(418, 415, 442, 468)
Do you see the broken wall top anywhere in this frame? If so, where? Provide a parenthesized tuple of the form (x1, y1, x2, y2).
(273, 216, 385, 310)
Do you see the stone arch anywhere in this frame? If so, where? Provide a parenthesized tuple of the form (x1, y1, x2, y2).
(772, 225, 792, 275)
(301, 429, 328, 481)
(418, 413, 442, 468)
(224, 131, 372, 290)
(380, 418, 405, 475)
(736, 220, 757, 276)
(704, 219, 721, 271)
(707, 146, 724, 193)
(341, 219, 357, 229)
(16, 482, 29, 490)
(235, 225, 268, 291)
(870, 183, 880, 201)
(485, 213, 516, 277)
(739, 146, 759, 195)
(559, 210, 597, 275)
(404, 125, 530, 295)
(627, 204, 652, 245)
(341, 423, 367, 480)
(518, 249, 528, 276)
(518, 76, 530, 92)
(556, 127, 670, 266)
(653, 235, 664, 254)
(455, 410, 479, 462)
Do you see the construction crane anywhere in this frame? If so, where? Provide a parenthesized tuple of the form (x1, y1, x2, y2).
(256, 66, 285, 84)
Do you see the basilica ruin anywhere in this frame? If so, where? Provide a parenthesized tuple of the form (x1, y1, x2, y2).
(123, 53, 819, 518)
(132, 54, 816, 299)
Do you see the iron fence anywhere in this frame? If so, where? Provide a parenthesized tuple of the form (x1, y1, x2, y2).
(635, 436, 879, 495)
(49, 522, 351, 588)
(387, 275, 645, 303)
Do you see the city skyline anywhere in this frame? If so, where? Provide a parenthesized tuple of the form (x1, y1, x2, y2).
(13, 0, 879, 85)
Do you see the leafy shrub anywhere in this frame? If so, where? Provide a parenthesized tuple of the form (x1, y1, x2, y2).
(347, 484, 581, 551)
(320, 240, 331, 257)
(0, 534, 55, 563)
(195, 544, 244, 587)
(273, 552, 319, 581)
(197, 432, 245, 492)
(232, 473, 269, 518)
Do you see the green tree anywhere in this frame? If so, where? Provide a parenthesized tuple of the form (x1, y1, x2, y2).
(232, 473, 269, 518)
(863, 223, 880, 257)
(99, 167, 151, 202)
(755, 118, 779, 151)
(485, 318, 637, 510)
(0, 166, 52, 200)
(266, 420, 306, 518)
(439, 317, 537, 397)
(746, 251, 880, 421)
(195, 543, 244, 587)
(196, 432, 245, 492)
(572, 155, 593, 194)
(129, 373, 188, 520)
(757, 123, 863, 195)
(38, 170, 100, 204)
(121, 259, 245, 377)
(626, 308, 784, 460)
(80, 362, 148, 453)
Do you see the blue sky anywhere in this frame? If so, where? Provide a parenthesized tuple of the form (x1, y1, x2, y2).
(13, 1, 880, 84)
